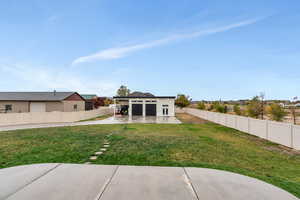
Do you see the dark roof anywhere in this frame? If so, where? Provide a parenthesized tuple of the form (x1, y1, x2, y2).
(128, 92, 155, 97)
(114, 91, 175, 99)
(0, 92, 80, 101)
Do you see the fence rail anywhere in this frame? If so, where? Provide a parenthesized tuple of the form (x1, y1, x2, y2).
(0, 107, 113, 126)
(177, 108, 300, 150)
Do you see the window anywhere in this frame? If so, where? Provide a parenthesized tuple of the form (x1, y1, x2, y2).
(5, 105, 12, 112)
(163, 104, 169, 107)
(73, 104, 78, 110)
(163, 108, 169, 115)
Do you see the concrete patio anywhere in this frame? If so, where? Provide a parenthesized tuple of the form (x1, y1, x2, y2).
(85, 116, 182, 124)
(0, 164, 298, 200)
(0, 116, 181, 132)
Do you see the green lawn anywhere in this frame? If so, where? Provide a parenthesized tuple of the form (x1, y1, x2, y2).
(0, 113, 299, 197)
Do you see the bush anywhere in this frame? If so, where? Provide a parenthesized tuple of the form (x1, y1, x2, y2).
(234, 105, 242, 115)
(215, 103, 226, 113)
(175, 94, 191, 108)
(197, 102, 206, 110)
(267, 103, 287, 121)
(247, 96, 262, 118)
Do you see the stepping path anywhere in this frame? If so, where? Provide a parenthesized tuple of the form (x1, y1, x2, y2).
(88, 134, 112, 163)
(0, 164, 298, 200)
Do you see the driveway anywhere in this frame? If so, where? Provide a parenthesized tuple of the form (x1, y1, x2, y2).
(0, 116, 181, 132)
(0, 164, 298, 200)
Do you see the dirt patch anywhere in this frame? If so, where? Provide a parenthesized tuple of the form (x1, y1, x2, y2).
(176, 113, 208, 124)
(264, 145, 300, 156)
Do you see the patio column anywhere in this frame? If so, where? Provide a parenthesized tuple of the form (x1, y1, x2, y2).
(142, 100, 146, 117)
(128, 99, 132, 116)
(113, 99, 116, 117)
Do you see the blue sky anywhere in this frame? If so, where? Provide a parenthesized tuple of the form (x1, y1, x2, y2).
(0, 0, 300, 100)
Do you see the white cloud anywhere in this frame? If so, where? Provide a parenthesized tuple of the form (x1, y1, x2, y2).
(0, 63, 118, 96)
(72, 18, 263, 65)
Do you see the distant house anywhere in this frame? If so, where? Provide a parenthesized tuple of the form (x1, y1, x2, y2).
(81, 94, 98, 110)
(113, 92, 175, 117)
(0, 92, 85, 113)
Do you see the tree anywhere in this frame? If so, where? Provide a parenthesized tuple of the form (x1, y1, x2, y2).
(92, 97, 105, 108)
(267, 103, 287, 122)
(247, 96, 262, 118)
(197, 102, 206, 110)
(175, 94, 191, 108)
(116, 85, 130, 96)
(104, 98, 113, 106)
(233, 105, 242, 115)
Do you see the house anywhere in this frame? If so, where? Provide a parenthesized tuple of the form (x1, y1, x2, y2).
(81, 94, 98, 110)
(0, 91, 85, 113)
(113, 92, 175, 117)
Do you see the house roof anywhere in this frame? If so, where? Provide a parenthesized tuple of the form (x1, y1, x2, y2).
(114, 91, 175, 99)
(0, 92, 81, 101)
(128, 92, 155, 97)
(113, 96, 175, 99)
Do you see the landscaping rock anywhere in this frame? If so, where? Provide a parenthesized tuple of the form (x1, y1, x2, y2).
(100, 148, 107, 151)
(84, 162, 91, 164)
(89, 156, 97, 160)
(103, 145, 110, 148)
(95, 152, 103, 155)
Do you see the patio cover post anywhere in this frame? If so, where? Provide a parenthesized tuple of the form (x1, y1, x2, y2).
(114, 99, 116, 117)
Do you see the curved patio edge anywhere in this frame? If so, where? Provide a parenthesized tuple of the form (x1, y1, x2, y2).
(0, 164, 298, 200)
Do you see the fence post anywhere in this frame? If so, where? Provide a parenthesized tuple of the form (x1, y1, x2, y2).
(235, 115, 237, 129)
(266, 120, 269, 139)
(247, 117, 250, 133)
(291, 124, 294, 148)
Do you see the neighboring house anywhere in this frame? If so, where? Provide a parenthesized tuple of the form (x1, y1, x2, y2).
(113, 92, 175, 117)
(0, 92, 85, 113)
(81, 94, 98, 110)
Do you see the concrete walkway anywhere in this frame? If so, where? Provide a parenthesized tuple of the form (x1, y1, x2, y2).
(0, 164, 298, 200)
(0, 116, 181, 132)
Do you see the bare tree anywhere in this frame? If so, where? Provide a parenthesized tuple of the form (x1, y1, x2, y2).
(259, 92, 265, 120)
(290, 97, 298, 125)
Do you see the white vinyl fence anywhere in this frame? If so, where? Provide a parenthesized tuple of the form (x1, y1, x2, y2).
(0, 107, 113, 126)
(177, 108, 300, 150)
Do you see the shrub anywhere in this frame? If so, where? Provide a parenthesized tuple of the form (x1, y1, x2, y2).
(267, 103, 287, 121)
(234, 105, 242, 115)
(247, 96, 262, 118)
(208, 104, 214, 111)
(197, 102, 206, 110)
(215, 104, 226, 113)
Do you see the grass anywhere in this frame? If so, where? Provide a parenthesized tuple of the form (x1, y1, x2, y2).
(78, 114, 113, 122)
(0, 113, 299, 197)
